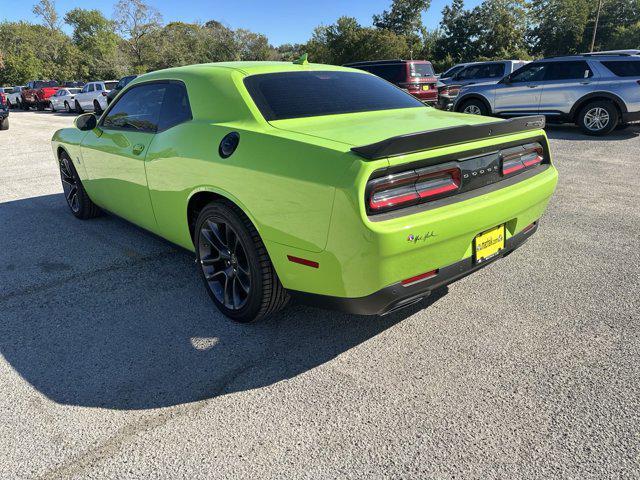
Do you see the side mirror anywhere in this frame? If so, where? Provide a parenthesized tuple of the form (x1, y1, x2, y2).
(75, 113, 97, 131)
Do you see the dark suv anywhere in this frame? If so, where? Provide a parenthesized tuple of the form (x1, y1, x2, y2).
(343, 59, 438, 104)
(106, 75, 138, 105)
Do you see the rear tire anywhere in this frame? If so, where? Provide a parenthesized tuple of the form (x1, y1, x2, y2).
(36, 102, 45, 111)
(0, 117, 8, 130)
(459, 98, 489, 116)
(64, 101, 73, 113)
(58, 151, 101, 219)
(195, 201, 289, 323)
(93, 100, 103, 115)
(577, 101, 618, 136)
(22, 101, 30, 111)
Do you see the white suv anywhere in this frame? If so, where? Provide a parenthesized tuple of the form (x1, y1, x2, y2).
(74, 81, 118, 114)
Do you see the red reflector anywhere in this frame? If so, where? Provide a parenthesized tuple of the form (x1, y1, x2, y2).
(287, 255, 319, 268)
(522, 222, 536, 233)
(523, 154, 543, 168)
(401, 269, 438, 286)
(502, 161, 526, 175)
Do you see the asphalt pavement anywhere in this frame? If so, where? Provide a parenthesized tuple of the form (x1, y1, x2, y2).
(0, 110, 638, 479)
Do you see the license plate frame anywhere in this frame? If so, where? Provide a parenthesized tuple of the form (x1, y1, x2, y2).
(474, 224, 505, 263)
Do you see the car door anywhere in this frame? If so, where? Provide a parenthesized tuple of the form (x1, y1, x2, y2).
(80, 82, 166, 231)
(493, 63, 549, 115)
(536, 61, 596, 116)
(76, 84, 90, 108)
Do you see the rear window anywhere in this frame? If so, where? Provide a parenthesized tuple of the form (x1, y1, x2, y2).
(356, 64, 405, 83)
(601, 61, 640, 77)
(244, 71, 424, 121)
(34, 81, 59, 88)
(104, 82, 118, 90)
(409, 62, 435, 77)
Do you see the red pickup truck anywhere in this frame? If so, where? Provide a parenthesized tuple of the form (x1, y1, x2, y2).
(21, 81, 60, 110)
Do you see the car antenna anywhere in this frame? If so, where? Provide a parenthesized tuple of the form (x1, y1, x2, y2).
(293, 53, 309, 65)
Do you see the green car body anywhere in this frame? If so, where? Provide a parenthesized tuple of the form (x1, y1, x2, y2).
(51, 61, 558, 319)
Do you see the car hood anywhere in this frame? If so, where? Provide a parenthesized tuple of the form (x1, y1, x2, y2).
(269, 107, 501, 148)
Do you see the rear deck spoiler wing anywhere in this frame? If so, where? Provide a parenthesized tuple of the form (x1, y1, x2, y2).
(350, 115, 546, 160)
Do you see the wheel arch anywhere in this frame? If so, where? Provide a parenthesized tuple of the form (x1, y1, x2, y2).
(570, 92, 627, 121)
(186, 187, 262, 245)
(454, 93, 492, 114)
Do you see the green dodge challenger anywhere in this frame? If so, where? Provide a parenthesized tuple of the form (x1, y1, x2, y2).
(51, 60, 558, 322)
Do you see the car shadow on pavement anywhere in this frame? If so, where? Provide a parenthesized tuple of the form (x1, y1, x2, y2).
(545, 123, 640, 141)
(0, 193, 447, 410)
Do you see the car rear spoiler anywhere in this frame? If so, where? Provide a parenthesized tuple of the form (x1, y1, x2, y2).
(351, 115, 546, 160)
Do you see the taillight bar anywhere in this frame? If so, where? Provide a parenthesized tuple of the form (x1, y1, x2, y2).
(501, 143, 544, 177)
(369, 167, 460, 212)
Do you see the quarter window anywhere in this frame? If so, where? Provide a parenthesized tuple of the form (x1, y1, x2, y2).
(601, 61, 640, 77)
(157, 82, 192, 131)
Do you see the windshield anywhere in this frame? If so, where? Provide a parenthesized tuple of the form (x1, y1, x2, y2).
(409, 62, 435, 77)
(68, 88, 81, 93)
(244, 71, 424, 121)
(34, 81, 59, 88)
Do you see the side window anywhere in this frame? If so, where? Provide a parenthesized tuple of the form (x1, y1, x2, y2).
(81, 85, 89, 93)
(601, 61, 640, 77)
(102, 83, 166, 133)
(88, 84, 95, 92)
(158, 82, 192, 131)
(485, 63, 505, 78)
(365, 64, 404, 83)
(95, 84, 102, 91)
(457, 65, 481, 80)
(545, 61, 593, 80)
(510, 64, 547, 83)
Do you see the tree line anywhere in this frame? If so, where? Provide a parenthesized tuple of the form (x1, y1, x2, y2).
(1, 0, 638, 85)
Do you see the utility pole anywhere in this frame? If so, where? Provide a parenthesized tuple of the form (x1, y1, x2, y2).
(590, 0, 603, 52)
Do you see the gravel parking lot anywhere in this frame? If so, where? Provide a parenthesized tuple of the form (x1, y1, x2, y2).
(1, 110, 639, 479)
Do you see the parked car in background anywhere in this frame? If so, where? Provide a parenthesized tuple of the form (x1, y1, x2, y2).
(344, 59, 439, 104)
(50, 88, 82, 112)
(437, 60, 529, 110)
(437, 62, 474, 80)
(52, 61, 557, 322)
(73, 80, 118, 114)
(63, 81, 85, 88)
(107, 75, 138, 105)
(454, 53, 640, 135)
(0, 90, 9, 130)
(21, 80, 61, 110)
(7, 86, 25, 108)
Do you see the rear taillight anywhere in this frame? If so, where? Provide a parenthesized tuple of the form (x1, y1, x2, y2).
(441, 86, 460, 96)
(0, 93, 5, 106)
(368, 167, 461, 212)
(101, 92, 107, 96)
(501, 143, 544, 177)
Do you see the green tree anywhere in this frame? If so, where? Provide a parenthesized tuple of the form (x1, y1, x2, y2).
(529, 0, 591, 56)
(64, 8, 122, 78)
(435, 0, 479, 62)
(373, 0, 431, 36)
(113, 0, 162, 72)
(473, 0, 530, 59)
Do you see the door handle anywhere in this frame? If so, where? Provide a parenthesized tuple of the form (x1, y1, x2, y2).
(132, 144, 145, 155)
(580, 81, 591, 85)
(527, 85, 538, 88)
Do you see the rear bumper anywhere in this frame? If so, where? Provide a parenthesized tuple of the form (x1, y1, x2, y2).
(291, 222, 539, 315)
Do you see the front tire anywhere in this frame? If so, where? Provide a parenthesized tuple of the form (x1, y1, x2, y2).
(58, 152, 101, 219)
(64, 101, 73, 113)
(459, 98, 489, 116)
(0, 117, 8, 130)
(195, 202, 289, 323)
(75, 100, 84, 113)
(577, 101, 618, 136)
(93, 100, 103, 115)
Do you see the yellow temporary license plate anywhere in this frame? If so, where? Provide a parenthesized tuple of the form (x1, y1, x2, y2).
(422, 85, 430, 91)
(474, 225, 505, 263)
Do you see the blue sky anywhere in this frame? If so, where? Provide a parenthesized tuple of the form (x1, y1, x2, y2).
(2, 0, 482, 46)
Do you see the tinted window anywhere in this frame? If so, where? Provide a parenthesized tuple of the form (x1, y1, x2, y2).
(409, 62, 435, 77)
(95, 84, 102, 91)
(68, 88, 81, 94)
(360, 64, 405, 83)
(509, 64, 547, 83)
(457, 64, 498, 80)
(103, 83, 165, 132)
(442, 65, 465, 78)
(244, 71, 424, 121)
(602, 61, 640, 77)
(105, 81, 118, 90)
(88, 84, 95, 92)
(34, 81, 58, 88)
(545, 61, 592, 80)
(157, 82, 192, 131)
